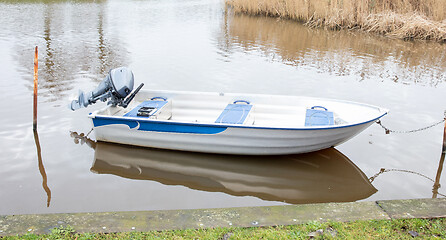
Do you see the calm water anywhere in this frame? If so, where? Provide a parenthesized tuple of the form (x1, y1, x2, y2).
(0, 0, 445, 215)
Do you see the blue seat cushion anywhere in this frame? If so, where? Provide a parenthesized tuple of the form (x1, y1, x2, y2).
(215, 104, 252, 124)
(305, 107, 334, 126)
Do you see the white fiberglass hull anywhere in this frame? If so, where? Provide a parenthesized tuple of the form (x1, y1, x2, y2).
(90, 90, 387, 155)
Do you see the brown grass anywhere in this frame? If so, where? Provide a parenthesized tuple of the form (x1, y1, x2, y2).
(226, 0, 446, 41)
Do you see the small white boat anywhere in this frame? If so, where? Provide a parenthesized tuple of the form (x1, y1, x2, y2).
(73, 67, 388, 155)
(89, 89, 387, 155)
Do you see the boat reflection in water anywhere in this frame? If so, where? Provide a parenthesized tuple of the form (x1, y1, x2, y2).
(90, 142, 377, 204)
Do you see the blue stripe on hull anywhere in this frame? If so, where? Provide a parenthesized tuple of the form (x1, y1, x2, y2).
(93, 117, 227, 134)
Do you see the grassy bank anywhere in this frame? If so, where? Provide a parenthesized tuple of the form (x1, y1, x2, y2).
(4, 218, 446, 239)
(226, 0, 446, 41)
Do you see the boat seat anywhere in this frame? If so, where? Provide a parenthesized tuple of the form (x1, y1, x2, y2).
(305, 106, 334, 126)
(215, 100, 254, 125)
(124, 97, 172, 120)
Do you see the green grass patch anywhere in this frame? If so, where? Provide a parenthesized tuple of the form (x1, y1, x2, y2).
(3, 218, 446, 239)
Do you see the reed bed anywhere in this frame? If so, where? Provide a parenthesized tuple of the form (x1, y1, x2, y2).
(226, 0, 446, 41)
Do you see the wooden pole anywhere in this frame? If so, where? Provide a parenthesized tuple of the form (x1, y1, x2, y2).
(432, 111, 446, 198)
(33, 46, 38, 131)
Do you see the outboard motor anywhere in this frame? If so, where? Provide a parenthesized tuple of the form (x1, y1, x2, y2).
(70, 67, 143, 110)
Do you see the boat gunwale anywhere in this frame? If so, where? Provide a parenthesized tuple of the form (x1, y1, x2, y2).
(89, 90, 389, 131)
(90, 111, 388, 131)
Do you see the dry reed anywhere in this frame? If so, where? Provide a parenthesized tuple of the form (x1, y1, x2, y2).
(226, 0, 446, 41)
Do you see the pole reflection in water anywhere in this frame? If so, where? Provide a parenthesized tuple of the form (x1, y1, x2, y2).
(88, 142, 377, 204)
(432, 116, 446, 198)
(433, 151, 445, 198)
(33, 130, 51, 207)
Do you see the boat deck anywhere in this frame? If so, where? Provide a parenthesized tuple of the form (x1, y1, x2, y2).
(95, 90, 384, 129)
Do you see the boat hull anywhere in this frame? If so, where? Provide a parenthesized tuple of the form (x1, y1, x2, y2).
(89, 89, 387, 155)
(92, 116, 377, 155)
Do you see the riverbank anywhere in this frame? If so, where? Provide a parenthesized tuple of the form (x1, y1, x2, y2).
(1, 198, 445, 238)
(3, 218, 446, 239)
(226, 0, 446, 42)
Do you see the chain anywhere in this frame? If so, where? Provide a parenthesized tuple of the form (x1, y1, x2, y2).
(369, 168, 446, 198)
(85, 128, 94, 137)
(376, 118, 445, 134)
(369, 168, 435, 183)
(70, 131, 96, 149)
(368, 168, 385, 182)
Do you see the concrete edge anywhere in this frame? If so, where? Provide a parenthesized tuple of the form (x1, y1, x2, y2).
(0, 198, 445, 236)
